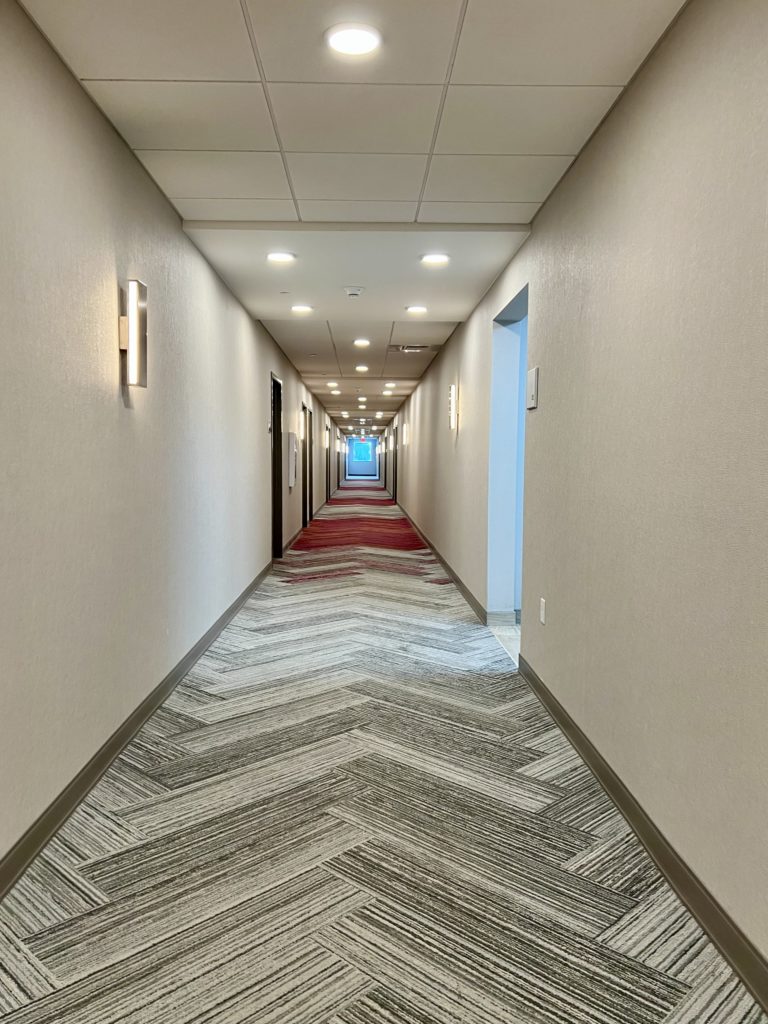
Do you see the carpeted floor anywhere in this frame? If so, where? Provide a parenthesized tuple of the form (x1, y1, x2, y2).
(0, 483, 764, 1023)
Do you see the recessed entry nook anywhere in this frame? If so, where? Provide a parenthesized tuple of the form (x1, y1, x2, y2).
(488, 285, 529, 660)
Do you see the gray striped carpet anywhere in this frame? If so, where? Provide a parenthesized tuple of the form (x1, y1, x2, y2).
(0, 483, 764, 1023)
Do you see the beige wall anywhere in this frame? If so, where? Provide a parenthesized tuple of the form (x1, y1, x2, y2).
(0, 0, 328, 857)
(397, 0, 768, 953)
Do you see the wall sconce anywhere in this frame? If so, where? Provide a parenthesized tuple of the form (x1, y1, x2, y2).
(324, 427, 330, 449)
(448, 383, 458, 430)
(299, 415, 305, 441)
(403, 423, 409, 446)
(381, 436, 387, 454)
(118, 280, 147, 387)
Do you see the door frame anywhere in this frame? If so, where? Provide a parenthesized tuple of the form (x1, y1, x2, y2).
(270, 374, 283, 558)
(392, 426, 399, 502)
(301, 404, 314, 527)
(325, 425, 331, 501)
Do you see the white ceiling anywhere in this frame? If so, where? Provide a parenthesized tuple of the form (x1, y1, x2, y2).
(22, 0, 687, 225)
(22, 0, 686, 427)
(182, 225, 528, 322)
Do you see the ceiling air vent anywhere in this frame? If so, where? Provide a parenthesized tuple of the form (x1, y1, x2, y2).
(389, 344, 437, 354)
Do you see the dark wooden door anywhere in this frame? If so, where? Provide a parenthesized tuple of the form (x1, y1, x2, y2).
(271, 376, 283, 558)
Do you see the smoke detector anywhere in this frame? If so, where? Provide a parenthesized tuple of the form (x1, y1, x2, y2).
(344, 285, 365, 298)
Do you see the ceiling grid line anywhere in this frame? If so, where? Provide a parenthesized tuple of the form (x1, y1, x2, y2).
(238, 0, 302, 220)
(414, 0, 471, 221)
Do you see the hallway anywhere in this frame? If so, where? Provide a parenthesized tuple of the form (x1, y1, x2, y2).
(0, 487, 762, 1023)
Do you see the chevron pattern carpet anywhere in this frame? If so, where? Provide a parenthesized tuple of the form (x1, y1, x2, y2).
(0, 483, 764, 1023)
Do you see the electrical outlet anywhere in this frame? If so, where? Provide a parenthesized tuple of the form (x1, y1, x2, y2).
(539, 598, 546, 625)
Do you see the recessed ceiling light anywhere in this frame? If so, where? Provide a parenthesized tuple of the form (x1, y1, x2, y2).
(382, 389, 393, 396)
(353, 338, 370, 348)
(341, 412, 349, 417)
(267, 251, 296, 264)
(406, 305, 427, 314)
(291, 304, 313, 314)
(355, 364, 368, 372)
(326, 23, 381, 56)
(385, 382, 396, 388)
(327, 381, 338, 387)
(375, 412, 383, 418)
(331, 389, 341, 395)
(421, 253, 449, 266)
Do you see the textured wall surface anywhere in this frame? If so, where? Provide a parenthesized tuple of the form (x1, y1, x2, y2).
(0, 0, 329, 857)
(398, 0, 768, 953)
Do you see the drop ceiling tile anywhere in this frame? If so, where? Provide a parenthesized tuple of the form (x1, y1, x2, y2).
(299, 201, 417, 222)
(424, 154, 572, 203)
(382, 349, 438, 378)
(174, 198, 298, 221)
(436, 85, 621, 155)
(136, 151, 291, 199)
(23, 0, 259, 80)
(261, 320, 338, 373)
(245, 0, 463, 84)
(287, 154, 428, 201)
(270, 84, 441, 153)
(452, 0, 687, 85)
(391, 322, 458, 345)
(418, 201, 540, 224)
(84, 82, 276, 151)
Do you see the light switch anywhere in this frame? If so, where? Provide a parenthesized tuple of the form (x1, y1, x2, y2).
(527, 367, 539, 410)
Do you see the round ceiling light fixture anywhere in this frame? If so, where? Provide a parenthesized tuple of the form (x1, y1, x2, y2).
(382, 389, 393, 396)
(327, 381, 338, 387)
(331, 389, 341, 395)
(267, 251, 296, 264)
(385, 382, 397, 388)
(375, 412, 383, 418)
(421, 253, 450, 266)
(353, 338, 370, 348)
(291, 304, 313, 314)
(326, 23, 381, 56)
(406, 304, 427, 315)
(355, 364, 369, 372)
(341, 411, 349, 417)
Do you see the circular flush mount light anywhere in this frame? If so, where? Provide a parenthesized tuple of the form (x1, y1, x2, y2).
(267, 251, 296, 264)
(406, 305, 427, 314)
(327, 381, 338, 387)
(331, 389, 341, 395)
(326, 23, 381, 56)
(341, 412, 349, 417)
(385, 382, 396, 388)
(291, 304, 313, 314)
(421, 253, 449, 266)
(382, 389, 393, 396)
(355, 364, 369, 372)
(353, 338, 370, 348)
(375, 412, 383, 419)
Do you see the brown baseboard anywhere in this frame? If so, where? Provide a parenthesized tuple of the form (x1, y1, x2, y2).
(0, 560, 272, 902)
(399, 505, 487, 625)
(517, 653, 768, 1015)
(282, 526, 303, 555)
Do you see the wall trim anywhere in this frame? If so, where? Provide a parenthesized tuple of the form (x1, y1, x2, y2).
(282, 526, 303, 555)
(400, 506, 487, 625)
(0, 560, 272, 902)
(517, 654, 768, 1015)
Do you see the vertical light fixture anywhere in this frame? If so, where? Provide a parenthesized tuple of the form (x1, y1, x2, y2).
(299, 413, 305, 441)
(119, 280, 147, 387)
(448, 383, 458, 430)
(325, 426, 330, 449)
(403, 423, 409, 446)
